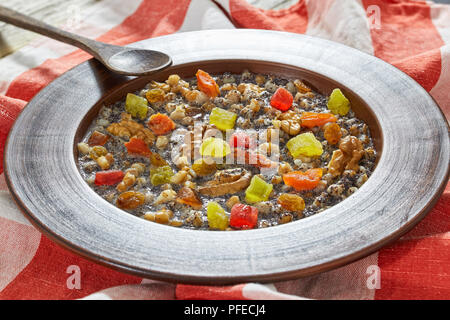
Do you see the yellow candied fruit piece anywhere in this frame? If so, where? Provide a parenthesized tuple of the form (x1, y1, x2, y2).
(207, 201, 229, 230)
(200, 137, 231, 158)
(209, 107, 237, 131)
(125, 93, 148, 120)
(245, 176, 273, 204)
(327, 88, 350, 116)
(286, 132, 323, 158)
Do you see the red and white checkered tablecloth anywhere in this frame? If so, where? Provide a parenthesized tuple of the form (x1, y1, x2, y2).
(0, 0, 449, 300)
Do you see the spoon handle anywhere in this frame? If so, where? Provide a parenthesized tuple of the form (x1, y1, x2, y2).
(0, 5, 101, 58)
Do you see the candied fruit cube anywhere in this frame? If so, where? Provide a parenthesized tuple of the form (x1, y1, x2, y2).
(207, 201, 229, 230)
(245, 175, 273, 203)
(270, 87, 293, 112)
(94, 170, 124, 186)
(286, 132, 323, 158)
(230, 203, 258, 230)
(327, 88, 350, 116)
(300, 112, 337, 128)
(125, 93, 148, 120)
(148, 113, 176, 135)
(196, 69, 220, 98)
(282, 169, 323, 191)
(200, 137, 231, 158)
(124, 137, 151, 157)
(209, 107, 237, 131)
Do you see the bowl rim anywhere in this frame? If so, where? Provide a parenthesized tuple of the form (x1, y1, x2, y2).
(4, 29, 449, 284)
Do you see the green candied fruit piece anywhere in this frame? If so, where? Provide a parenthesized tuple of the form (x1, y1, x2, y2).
(150, 165, 174, 186)
(327, 88, 350, 116)
(209, 107, 237, 131)
(125, 93, 148, 120)
(207, 201, 229, 230)
(245, 175, 273, 204)
(286, 132, 323, 158)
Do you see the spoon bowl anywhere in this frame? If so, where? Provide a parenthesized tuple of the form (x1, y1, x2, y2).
(0, 5, 172, 76)
(107, 48, 172, 76)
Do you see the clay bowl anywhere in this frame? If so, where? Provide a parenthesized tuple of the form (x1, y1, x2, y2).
(4, 30, 449, 284)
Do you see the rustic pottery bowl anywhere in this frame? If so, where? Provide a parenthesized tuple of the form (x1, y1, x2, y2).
(4, 30, 449, 284)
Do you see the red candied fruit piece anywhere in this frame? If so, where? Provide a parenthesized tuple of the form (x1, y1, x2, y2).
(230, 203, 258, 230)
(270, 87, 293, 112)
(94, 170, 124, 186)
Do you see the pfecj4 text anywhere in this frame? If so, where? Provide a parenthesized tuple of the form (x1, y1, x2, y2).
(184, 304, 266, 317)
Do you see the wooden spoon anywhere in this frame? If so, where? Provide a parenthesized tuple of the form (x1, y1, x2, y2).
(0, 5, 172, 76)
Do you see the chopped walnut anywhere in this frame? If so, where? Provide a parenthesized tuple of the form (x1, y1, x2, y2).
(170, 104, 186, 121)
(278, 161, 293, 175)
(149, 80, 171, 93)
(107, 113, 155, 146)
(184, 89, 208, 105)
(185, 211, 204, 228)
(225, 90, 241, 104)
(220, 83, 237, 91)
(201, 101, 216, 112)
(328, 136, 364, 177)
(252, 74, 264, 85)
(226, 195, 240, 210)
(96, 154, 113, 170)
(237, 83, 264, 101)
(154, 189, 177, 205)
(156, 135, 169, 149)
(166, 74, 180, 87)
(248, 99, 261, 113)
(278, 110, 301, 136)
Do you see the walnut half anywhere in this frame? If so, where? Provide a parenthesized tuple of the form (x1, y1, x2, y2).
(107, 113, 155, 146)
(328, 136, 364, 177)
(278, 110, 301, 136)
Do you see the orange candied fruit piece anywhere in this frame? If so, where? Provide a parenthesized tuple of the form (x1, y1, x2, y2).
(282, 168, 323, 191)
(148, 113, 176, 136)
(88, 130, 109, 146)
(196, 69, 220, 98)
(300, 112, 337, 128)
(124, 137, 152, 157)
